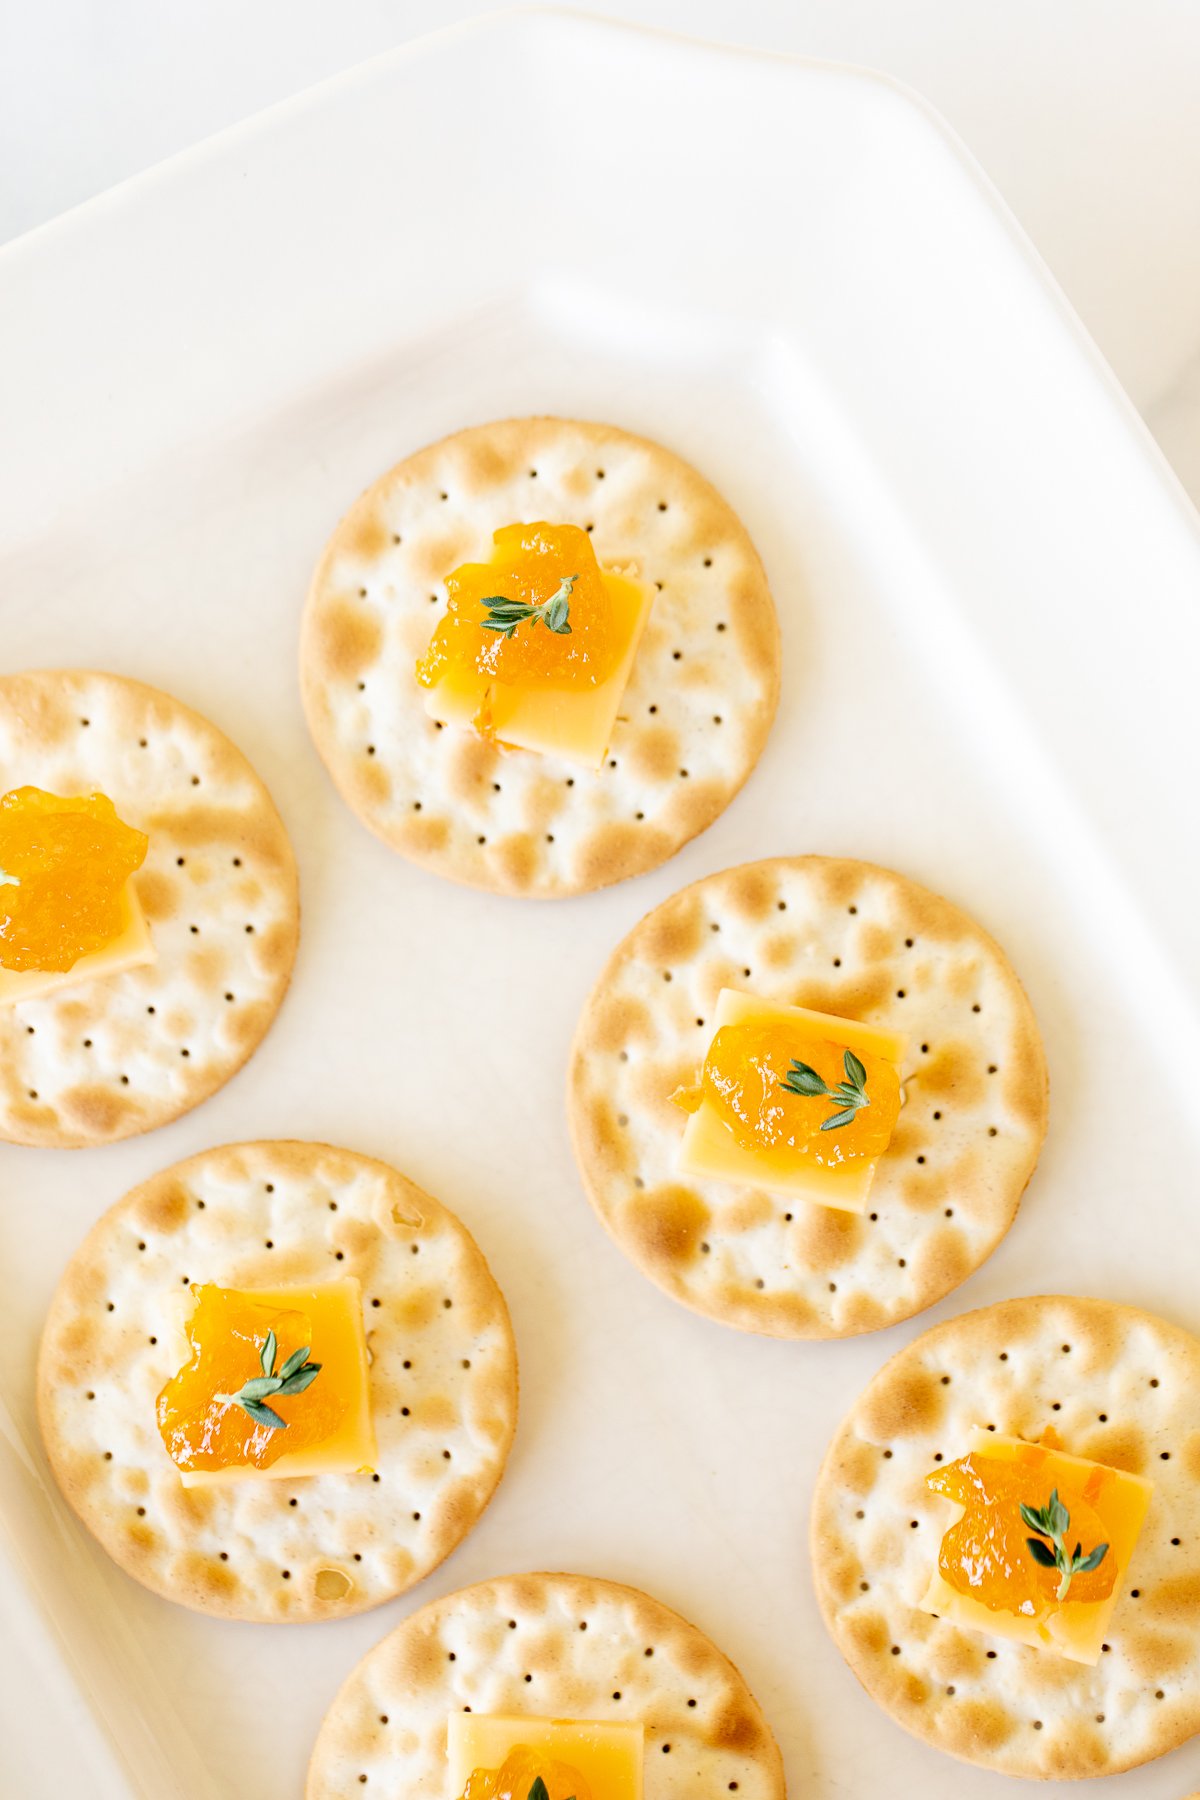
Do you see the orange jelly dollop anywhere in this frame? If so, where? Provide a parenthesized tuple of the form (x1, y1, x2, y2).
(459, 1749, 593, 1800)
(688, 1021, 901, 1168)
(0, 787, 148, 973)
(156, 1285, 346, 1475)
(415, 523, 619, 693)
(927, 1449, 1117, 1615)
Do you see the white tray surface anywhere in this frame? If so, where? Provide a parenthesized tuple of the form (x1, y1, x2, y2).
(1, 12, 1199, 1798)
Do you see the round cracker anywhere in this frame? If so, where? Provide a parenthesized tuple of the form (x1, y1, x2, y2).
(306, 1570, 786, 1797)
(300, 417, 780, 898)
(37, 1140, 518, 1622)
(811, 1295, 1200, 1779)
(568, 855, 1048, 1339)
(0, 670, 298, 1147)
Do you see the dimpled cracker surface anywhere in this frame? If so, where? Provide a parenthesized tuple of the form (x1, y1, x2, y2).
(569, 856, 1047, 1339)
(306, 1571, 786, 1797)
(37, 1142, 518, 1622)
(0, 670, 298, 1147)
(300, 417, 780, 897)
(812, 1296, 1200, 1778)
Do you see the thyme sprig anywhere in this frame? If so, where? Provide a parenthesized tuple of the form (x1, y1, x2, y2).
(1020, 1488, 1109, 1600)
(778, 1047, 870, 1132)
(480, 573, 577, 639)
(528, 1780, 575, 1800)
(215, 1328, 323, 1432)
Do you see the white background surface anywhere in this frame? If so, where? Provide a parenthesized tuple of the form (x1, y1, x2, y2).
(4, 0, 1200, 509)
(3, 5, 1200, 1797)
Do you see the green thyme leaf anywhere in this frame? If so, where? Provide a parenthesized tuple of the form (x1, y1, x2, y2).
(480, 573, 577, 642)
(1021, 1488, 1109, 1599)
(543, 592, 568, 631)
(1076, 1543, 1110, 1576)
(277, 1363, 322, 1396)
(237, 1375, 283, 1401)
(820, 1107, 860, 1132)
(217, 1330, 324, 1433)
(780, 1060, 829, 1097)
(241, 1397, 288, 1431)
(277, 1342, 312, 1384)
(528, 1780, 550, 1800)
(779, 1050, 871, 1129)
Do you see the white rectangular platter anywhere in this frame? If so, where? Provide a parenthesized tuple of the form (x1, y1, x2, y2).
(2, 10, 1199, 1797)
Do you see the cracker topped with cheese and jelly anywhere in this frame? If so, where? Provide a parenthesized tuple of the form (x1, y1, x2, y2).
(812, 1295, 1200, 1779)
(37, 1141, 518, 1622)
(300, 418, 780, 897)
(569, 855, 1047, 1338)
(921, 1427, 1153, 1666)
(305, 1571, 786, 1798)
(0, 670, 298, 1147)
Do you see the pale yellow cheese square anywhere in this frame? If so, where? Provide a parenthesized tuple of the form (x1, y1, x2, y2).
(446, 1714, 644, 1796)
(177, 1277, 377, 1489)
(676, 988, 906, 1213)
(423, 571, 653, 770)
(0, 879, 155, 1007)
(920, 1428, 1154, 1665)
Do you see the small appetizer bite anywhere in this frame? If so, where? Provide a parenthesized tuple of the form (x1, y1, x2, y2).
(812, 1296, 1200, 1778)
(569, 856, 1047, 1338)
(305, 1573, 786, 1797)
(448, 1717, 643, 1800)
(300, 418, 780, 897)
(672, 989, 905, 1214)
(921, 1428, 1152, 1666)
(415, 521, 653, 771)
(37, 1142, 518, 1621)
(156, 1278, 376, 1486)
(0, 671, 298, 1147)
(0, 787, 153, 996)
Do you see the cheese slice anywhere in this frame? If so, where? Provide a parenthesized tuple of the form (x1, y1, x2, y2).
(921, 1428, 1154, 1664)
(446, 1714, 644, 1797)
(0, 879, 155, 1007)
(423, 570, 653, 769)
(677, 988, 906, 1213)
(177, 1277, 376, 1488)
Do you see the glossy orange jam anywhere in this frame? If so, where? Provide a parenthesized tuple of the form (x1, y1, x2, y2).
(156, 1286, 346, 1475)
(0, 787, 148, 973)
(927, 1448, 1117, 1615)
(415, 523, 619, 694)
(681, 1020, 901, 1169)
(459, 1749, 593, 1800)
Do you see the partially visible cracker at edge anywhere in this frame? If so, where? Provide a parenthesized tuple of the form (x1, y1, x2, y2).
(0, 669, 299, 1147)
(812, 1294, 1200, 1778)
(568, 855, 1048, 1338)
(306, 1570, 787, 1797)
(300, 417, 780, 898)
